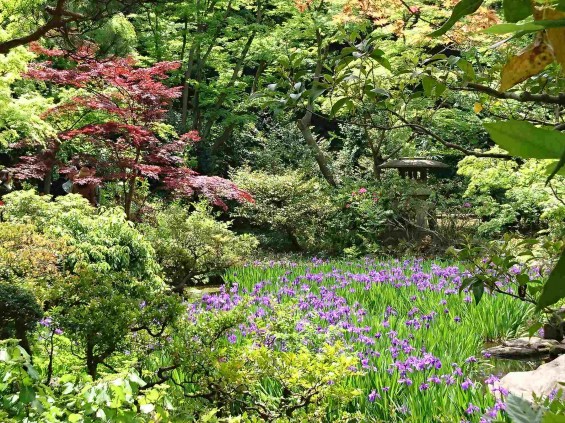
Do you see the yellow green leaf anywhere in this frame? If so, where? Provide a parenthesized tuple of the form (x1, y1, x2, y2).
(539, 7, 565, 71)
(500, 32, 554, 91)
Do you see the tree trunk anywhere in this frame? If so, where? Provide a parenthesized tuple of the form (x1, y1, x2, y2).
(297, 117, 337, 187)
(14, 321, 32, 358)
(86, 339, 98, 379)
(201, 32, 256, 140)
(367, 134, 384, 179)
(124, 175, 136, 220)
(251, 60, 266, 94)
(212, 122, 236, 152)
(297, 29, 337, 187)
(181, 44, 197, 131)
(41, 165, 53, 194)
(286, 227, 302, 251)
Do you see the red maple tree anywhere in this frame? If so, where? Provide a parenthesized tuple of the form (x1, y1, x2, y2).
(14, 43, 252, 218)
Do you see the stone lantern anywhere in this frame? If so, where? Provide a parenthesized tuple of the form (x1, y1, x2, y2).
(376, 157, 449, 228)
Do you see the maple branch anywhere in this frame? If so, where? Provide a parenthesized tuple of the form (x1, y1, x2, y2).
(0, 0, 83, 55)
(462, 83, 565, 106)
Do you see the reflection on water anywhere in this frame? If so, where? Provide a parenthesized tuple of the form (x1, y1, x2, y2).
(483, 357, 545, 378)
(481, 341, 554, 379)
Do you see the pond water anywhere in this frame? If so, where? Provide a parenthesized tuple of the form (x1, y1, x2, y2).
(484, 356, 545, 378)
(481, 341, 551, 379)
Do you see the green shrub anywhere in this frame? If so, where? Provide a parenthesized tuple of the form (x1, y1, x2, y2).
(0, 222, 68, 302)
(1, 191, 181, 378)
(0, 284, 43, 355)
(153, 303, 361, 422)
(143, 202, 258, 293)
(2, 190, 160, 281)
(0, 340, 169, 422)
(324, 181, 393, 256)
(231, 169, 333, 251)
(48, 269, 181, 379)
(458, 155, 565, 237)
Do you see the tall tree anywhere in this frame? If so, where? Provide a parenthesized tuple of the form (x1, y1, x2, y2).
(0, 0, 155, 54)
(14, 44, 252, 218)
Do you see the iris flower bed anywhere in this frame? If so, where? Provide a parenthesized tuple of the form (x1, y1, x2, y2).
(195, 258, 534, 422)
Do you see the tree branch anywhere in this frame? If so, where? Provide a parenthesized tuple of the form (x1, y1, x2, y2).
(462, 83, 565, 106)
(387, 109, 513, 159)
(0, 0, 79, 54)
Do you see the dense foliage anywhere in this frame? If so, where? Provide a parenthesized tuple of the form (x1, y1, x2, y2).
(143, 202, 257, 292)
(3, 0, 565, 421)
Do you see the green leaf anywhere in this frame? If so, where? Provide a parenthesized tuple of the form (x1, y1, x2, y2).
(545, 160, 565, 178)
(546, 148, 565, 183)
(472, 282, 484, 305)
(19, 385, 35, 404)
(26, 364, 39, 380)
(485, 20, 565, 34)
(503, 0, 532, 23)
(370, 49, 385, 58)
(68, 414, 82, 422)
(505, 394, 544, 423)
(544, 413, 565, 422)
(330, 97, 352, 117)
(538, 249, 565, 310)
(309, 85, 326, 101)
(484, 120, 565, 159)
(456, 59, 476, 80)
(422, 76, 435, 97)
(527, 321, 544, 338)
(372, 53, 391, 70)
(429, 0, 484, 37)
(435, 82, 447, 96)
(483, 22, 544, 34)
(459, 277, 476, 294)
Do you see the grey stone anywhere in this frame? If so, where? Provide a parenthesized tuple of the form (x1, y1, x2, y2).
(494, 354, 565, 402)
(483, 337, 561, 359)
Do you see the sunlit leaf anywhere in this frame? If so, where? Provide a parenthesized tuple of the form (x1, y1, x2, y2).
(429, 0, 484, 37)
(140, 403, 155, 413)
(505, 394, 544, 423)
(500, 32, 554, 92)
(538, 249, 565, 310)
(539, 8, 565, 71)
(483, 22, 545, 34)
(484, 120, 565, 159)
(543, 413, 565, 422)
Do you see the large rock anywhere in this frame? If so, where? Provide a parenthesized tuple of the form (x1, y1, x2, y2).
(482, 337, 565, 359)
(495, 354, 565, 402)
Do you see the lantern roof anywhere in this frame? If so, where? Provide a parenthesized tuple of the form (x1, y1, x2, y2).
(376, 157, 449, 169)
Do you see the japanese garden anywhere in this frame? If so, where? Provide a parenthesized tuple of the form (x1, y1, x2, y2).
(2, 0, 565, 421)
